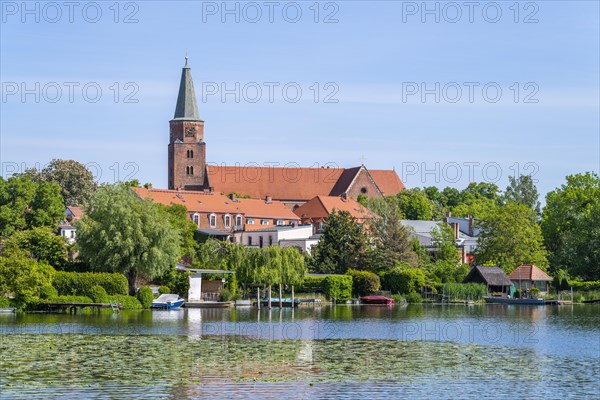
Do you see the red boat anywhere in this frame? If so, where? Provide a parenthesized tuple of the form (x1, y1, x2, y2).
(360, 295, 395, 305)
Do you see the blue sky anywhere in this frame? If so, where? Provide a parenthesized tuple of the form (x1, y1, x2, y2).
(1, 0, 598, 198)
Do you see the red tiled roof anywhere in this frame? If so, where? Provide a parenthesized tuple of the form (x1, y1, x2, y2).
(233, 198, 300, 220)
(294, 195, 375, 222)
(369, 170, 405, 195)
(206, 165, 404, 201)
(508, 265, 552, 281)
(66, 206, 84, 220)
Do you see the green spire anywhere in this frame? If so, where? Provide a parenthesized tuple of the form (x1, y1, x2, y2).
(173, 56, 200, 120)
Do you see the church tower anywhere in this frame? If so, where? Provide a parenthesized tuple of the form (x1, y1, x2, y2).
(168, 57, 207, 190)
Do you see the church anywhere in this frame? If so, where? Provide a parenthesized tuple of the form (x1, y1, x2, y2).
(167, 58, 405, 209)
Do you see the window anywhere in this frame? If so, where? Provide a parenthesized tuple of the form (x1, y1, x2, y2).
(360, 187, 368, 194)
(261, 219, 269, 225)
(248, 236, 253, 246)
(259, 236, 264, 248)
(224, 214, 231, 228)
(193, 213, 200, 227)
(190, 166, 194, 175)
(186, 166, 194, 175)
(268, 236, 273, 246)
(187, 149, 194, 158)
(246, 218, 254, 225)
(235, 214, 243, 227)
(276, 220, 285, 226)
(209, 213, 217, 228)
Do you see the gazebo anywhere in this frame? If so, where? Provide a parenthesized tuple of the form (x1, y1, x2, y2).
(508, 264, 553, 294)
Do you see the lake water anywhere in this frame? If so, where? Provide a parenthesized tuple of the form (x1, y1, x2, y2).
(1, 304, 599, 399)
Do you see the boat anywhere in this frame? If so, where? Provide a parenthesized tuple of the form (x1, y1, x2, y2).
(360, 295, 395, 305)
(151, 294, 185, 309)
(484, 297, 546, 305)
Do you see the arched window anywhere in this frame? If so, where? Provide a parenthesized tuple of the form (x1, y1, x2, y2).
(209, 213, 217, 228)
(187, 150, 194, 158)
(224, 214, 231, 228)
(235, 214, 243, 228)
(190, 166, 194, 175)
(186, 166, 189, 175)
(192, 213, 200, 227)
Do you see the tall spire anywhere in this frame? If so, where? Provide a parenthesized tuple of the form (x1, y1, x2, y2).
(173, 56, 200, 120)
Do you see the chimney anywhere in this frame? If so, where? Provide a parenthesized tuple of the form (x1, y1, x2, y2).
(468, 215, 474, 236)
(446, 211, 452, 218)
(451, 223, 459, 240)
(266, 195, 272, 204)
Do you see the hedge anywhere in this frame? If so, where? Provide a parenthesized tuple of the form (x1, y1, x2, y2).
(41, 295, 93, 304)
(296, 276, 326, 293)
(323, 275, 353, 302)
(158, 286, 171, 295)
(346, 269, 380, 297)
(108, 295, 142, 309)
(89, 286, 108, 303)
(569, 281, 600, 291)
(53, 272, 128, 297)
(382, 268, 426, 294)
(137, 287, 153, 308)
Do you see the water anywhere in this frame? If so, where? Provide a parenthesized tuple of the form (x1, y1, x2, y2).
(1, 304, 599, 399)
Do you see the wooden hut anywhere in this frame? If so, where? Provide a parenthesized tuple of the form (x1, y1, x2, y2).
(463, 266, 513, 297)
(508, 264, 552, 294)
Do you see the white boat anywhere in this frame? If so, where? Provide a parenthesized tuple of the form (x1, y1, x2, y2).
(151, 294, 185, 309)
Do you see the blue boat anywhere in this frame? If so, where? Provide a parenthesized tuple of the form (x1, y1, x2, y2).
(151, 294, 185, 309)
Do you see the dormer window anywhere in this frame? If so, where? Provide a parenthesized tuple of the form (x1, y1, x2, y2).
(224, 214, 231, 228)
(276, 220, 285, 226)
(235, 214, 243, 227)
(192, 213, 200, 227)
(209, 213, 217, 228)
(261, 219, 269, 225)
(246, 218, 254, 225)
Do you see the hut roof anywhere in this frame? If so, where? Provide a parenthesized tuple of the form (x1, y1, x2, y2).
(508, 264, 552, 281)
(464, 266, 513, 287)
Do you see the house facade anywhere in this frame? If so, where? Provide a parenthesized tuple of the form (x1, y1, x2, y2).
(508, 264, 553, 294)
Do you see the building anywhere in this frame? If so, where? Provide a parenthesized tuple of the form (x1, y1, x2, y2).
(236, 224, 319, 253)
(294, 194, 375, 234)
(463, 266, 513, 296)
(166, 58, 404, 207)
(508, 264, 553, 294)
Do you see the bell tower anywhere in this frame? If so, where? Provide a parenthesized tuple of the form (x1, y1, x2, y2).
(168, 57, 207, 190)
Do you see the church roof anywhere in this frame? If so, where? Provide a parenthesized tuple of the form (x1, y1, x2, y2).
(206, 165, 403, 201)
(173, 57, 200, 121)
(369, 170, 405, 195)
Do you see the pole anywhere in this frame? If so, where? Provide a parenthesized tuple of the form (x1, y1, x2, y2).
(291, 285, 295, 309)
(268, 285, 272, 309)
(257, 287, 260, 309)
(278, 284, 283, 308)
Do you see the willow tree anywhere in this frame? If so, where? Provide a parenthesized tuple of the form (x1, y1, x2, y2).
(262, 246, 283, 308)
(281, 247, 307, 306)
(75, 184, 181, 295)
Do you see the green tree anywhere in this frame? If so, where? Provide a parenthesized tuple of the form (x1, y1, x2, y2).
(75, 184, 181, 295)
(0, 176, 64, 236)
(0, 249, 55, 307)
(159, 204, 199, 263)
(475, 203, 548, 273)
(431, 224, 460, 264)
(310, 210, 373, 274)
(346, 269, 380, 296)
(542, 172, 600, 279)
(26, 159, 97, 207)
(504, 175, 541, 217)
(280, 246, 307, 303)
(395, 188, 434, 220)
(4, 227, 68, 268)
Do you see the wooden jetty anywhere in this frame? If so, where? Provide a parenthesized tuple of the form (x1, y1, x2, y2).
(39, 302, 121, 314)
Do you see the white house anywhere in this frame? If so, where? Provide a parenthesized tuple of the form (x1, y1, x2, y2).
(235, 224, 319, 253)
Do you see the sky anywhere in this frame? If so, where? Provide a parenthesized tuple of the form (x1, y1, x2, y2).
(1, 0, 599, 199)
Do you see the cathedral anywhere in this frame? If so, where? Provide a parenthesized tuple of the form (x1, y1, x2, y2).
(167, 58, 405, 209)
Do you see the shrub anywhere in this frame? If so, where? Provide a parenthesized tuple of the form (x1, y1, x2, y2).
(346, 269, 380, 297)
(296, 276, 326, 293)
(0, 297, 11, 308)
(137, 286, 153, 308)
(219, 288, 240, 302)
(53, 271, 128, 296)
(323, 275, 353, 302)
(404, 292, 423, 303)
(158, 286, 171, 295)
(442, 283, 487, 301)
(108, 295, 142, 309)
(157, 269, 190, 297)
(41, 295, 93, 304)
(382, 268, 426, 294)
(89, 285, 108, 303)
(39, 285, 58, 300)
(569, 281, 600, 291)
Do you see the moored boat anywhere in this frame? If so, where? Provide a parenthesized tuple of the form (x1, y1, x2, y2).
(360, 295, 395, 305)
(151, 294, 185, 309)
(484, 297, 546, 305)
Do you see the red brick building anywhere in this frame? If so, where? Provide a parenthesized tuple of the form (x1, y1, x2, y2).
(167, 58, 405, 206)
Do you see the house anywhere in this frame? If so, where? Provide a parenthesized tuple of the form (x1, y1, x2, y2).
(442, 214, 480, 263)
(508, 264, 553, 294)
(463, 266, 513, 296)
(165, 58, 404, 207)
(236, 224, 319, 253)
(66, 206, 84, 222)
(57, 221, 77, 244)
(293, 195, 376, 234)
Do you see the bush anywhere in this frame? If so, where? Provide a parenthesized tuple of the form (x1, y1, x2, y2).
(219, 288, 240, 302)
(39, 285, 58, 300)
(569, 281, 600, 291)
(108, 295, 142, 309)
(404, 292, 423, 303)
(41, 295, 93, 304)
(323, 275, 353, 302)
(53, 271, 128, 296)
(296, 276, 326, 293)
(0, 297, 11, 308)
(382, 268, 426, 294)
(158, 286, 171, 295)
(89, 285, 108, 303)
(157, 269, 189, 297)
(346, 269, 380, 297)
(442, 283, 487, 301)
(137, 286, 153, 308)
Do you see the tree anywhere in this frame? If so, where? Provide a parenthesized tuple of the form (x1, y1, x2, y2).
(310, 211, 373, 274)
(4, 227, 68, 268)
(367, 199, 419, 270)
(75, 184, 181, 295)
(430, 224, 460, 264)
(280, 247, 307, 305)
(475, 203, 548, 273)
(158, 204, 199, 264)
(26, 159, 97, 207)
(0, 249, 55, 307)
(504, 175, 541, 217)
(395, 188, 434, 220)
(0, 176, 64, 236)
(542, 172, 600, 280)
